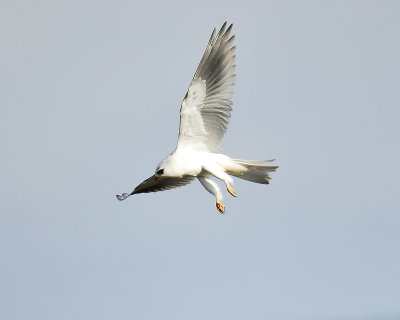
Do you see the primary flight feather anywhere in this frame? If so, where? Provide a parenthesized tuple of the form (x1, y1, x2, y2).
(117, 22, 278, 213)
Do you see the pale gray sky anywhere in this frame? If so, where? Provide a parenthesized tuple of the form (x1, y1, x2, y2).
(1, 1, 400, 320)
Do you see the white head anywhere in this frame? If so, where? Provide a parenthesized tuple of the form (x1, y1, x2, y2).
(155, 154, 176, 178)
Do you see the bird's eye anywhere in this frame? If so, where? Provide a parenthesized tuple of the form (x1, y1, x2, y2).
(156, 169, 164, 175)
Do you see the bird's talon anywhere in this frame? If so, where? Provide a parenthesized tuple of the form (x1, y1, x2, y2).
(227, 185, 237, 197)
(216, 201, 225, 214)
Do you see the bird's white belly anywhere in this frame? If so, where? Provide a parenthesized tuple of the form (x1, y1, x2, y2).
(169, 149, 232, 177)
(167, 150, 230, 177)
(171, 150, 206, 176)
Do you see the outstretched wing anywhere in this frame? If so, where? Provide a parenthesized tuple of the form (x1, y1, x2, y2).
(177, 22, 236, 153)
(116, 175, 195, 200)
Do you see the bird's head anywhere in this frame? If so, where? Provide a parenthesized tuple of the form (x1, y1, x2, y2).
(155, 155, 172, 178)
(155, 153, 185, 179)
(154, 168, 164, 179)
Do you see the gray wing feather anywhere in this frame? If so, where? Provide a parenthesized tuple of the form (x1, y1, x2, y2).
(116, 175, 195, 200)
(177, 22, 236, 153)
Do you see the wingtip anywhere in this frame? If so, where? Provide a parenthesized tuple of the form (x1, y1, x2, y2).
(217, 21, 227, 37)
(226, 23, 233, 34)
(116, 193, 130, 201)
(219, 22, 233, 41)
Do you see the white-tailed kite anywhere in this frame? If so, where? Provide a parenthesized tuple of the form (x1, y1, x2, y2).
(117, 22, 278, 213)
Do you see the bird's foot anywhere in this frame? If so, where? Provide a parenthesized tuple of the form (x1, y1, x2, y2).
(216, 200, 225, 214)
(226, 185, 237, 197)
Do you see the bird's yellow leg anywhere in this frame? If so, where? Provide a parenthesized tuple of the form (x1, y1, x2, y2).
(216, 199, 225, 214)
(226, 184, 237, 198)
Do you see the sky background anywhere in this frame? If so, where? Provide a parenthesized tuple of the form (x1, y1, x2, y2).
(1, 1, 400, 320)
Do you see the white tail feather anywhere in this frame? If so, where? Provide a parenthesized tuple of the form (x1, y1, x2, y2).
(230, 159, 278, 184)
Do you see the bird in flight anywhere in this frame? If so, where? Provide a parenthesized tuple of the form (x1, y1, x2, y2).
(117, 22, 278, 213)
